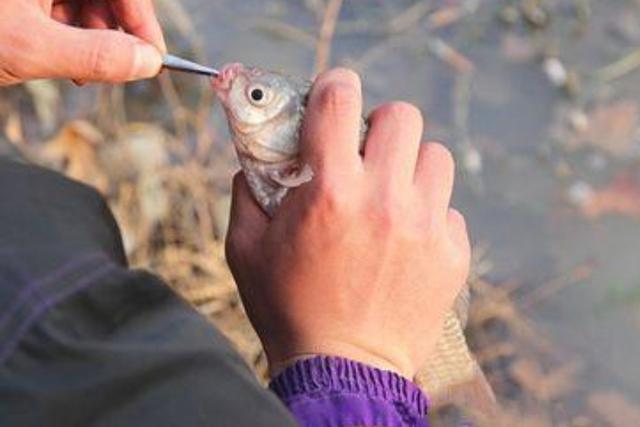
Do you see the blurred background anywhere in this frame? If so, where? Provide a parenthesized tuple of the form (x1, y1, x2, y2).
(2, 0, 640, 425)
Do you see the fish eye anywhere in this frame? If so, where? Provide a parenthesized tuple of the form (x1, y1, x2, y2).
(246, 84, 271, 106)
(250, 88, 264, 102)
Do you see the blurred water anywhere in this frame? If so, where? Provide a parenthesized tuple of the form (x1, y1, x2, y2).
(169, 0, 640, 405)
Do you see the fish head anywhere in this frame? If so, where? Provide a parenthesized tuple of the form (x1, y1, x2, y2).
(212, 63, 306, 162)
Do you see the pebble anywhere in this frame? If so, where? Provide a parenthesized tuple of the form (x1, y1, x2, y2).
(462, 144, 483, 175)
(567, 181, 594, 206)
(543, 57, 568, 87)
(568, 109, 589, 133)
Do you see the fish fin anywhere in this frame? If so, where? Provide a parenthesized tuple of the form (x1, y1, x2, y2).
(429, 369, 498, 420)
(270, 163, 314, 188)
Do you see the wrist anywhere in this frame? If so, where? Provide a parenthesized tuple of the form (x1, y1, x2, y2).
(266, 339, 416, 380)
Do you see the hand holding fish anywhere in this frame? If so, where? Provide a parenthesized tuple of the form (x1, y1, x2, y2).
(0, 0, 165, 85)
(224, 68, 471, 380)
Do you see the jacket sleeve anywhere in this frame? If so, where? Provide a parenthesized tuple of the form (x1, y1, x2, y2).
(0, 157, 297, 427)
(270, 355, 430, 427)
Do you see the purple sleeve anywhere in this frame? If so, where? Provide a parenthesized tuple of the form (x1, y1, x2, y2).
(269, 356, 429, 427)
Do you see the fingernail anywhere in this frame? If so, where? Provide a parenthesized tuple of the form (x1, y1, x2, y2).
(132, 43, 162, 80)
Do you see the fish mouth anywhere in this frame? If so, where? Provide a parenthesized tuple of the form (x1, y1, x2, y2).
(211, 63, 245, 101)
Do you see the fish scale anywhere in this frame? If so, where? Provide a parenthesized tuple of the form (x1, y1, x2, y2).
(212, 63, 494, 409)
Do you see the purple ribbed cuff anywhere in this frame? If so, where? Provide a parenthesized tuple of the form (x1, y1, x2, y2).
(269, 356, 429, 427)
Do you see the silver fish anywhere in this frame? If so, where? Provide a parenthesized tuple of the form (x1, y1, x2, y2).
(212, 63, 314, 215)
(212, 63, 495, 410)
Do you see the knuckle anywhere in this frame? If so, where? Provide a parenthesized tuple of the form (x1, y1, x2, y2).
(424, 142, 455, 171)
(371, 194, 405, 235)
(87, 40, 112, 81)
(380, 101, 422, 124)
(86, 37, 132, 81)
(317, 79, 360, 113)
(322, 67, 361, 88)
(375, 209, 398, 236)
(316, 178, 349, 213)
(447, 208, 467, 229)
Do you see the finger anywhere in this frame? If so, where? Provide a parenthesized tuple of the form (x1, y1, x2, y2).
(414, 142, 455, 217)
(300, 68, 363, 181)
(76, 1, 120, 85)
(447, 208, 471, 283)
(81, 0, 117, 30)
(37, 20, 162, 82)
(363, 102, 423, 187)
(227, 172, 269, 253)
(447, 208, 470, 255)
(109, 0, 167, 53)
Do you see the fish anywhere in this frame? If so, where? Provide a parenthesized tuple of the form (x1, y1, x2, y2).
(211, 63, 315, 216)
(211, 63, 495, 411)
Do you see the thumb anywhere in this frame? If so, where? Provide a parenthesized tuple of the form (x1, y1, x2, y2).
(39, 20, 161, 83)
